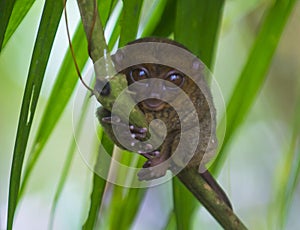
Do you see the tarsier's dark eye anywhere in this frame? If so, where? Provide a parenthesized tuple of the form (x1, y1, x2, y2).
(130, 68, 149, 82)
(165, 72, 184, 88)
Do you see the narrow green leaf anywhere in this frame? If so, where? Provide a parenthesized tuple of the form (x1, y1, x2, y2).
(164, 211, 176, 230)
(118, 186, 146, 228)
(103, 2, 147, 229)
(211, 0, 298, 174)
(139, 0, 168, 37)
(48, 91, 91, 230)
(7, 0, 64, 229)
(19, 22, 88, 199)
(172, 0, 225, 228)
(150, 0, 175, 38)
(0, 0, 17, 50)
(82, 133, 115, 230)
(278, 132, 300, 229)
(81, 1, 145, 228)
(99, 0, 118, 26)
(118, 0, 143, 47)
(276, 89, 300, 228)
(2, 0, 35, 49)
(107, 16, 121, 51)
(20, 0, 112, 203)
(107, 155, 146, 230)
(174, 0, 225, 68)
(173, 177, 197, 229)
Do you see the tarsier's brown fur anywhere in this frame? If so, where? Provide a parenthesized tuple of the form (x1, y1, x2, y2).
(98, 38, 231, 208)
(123, 63, 217, 172)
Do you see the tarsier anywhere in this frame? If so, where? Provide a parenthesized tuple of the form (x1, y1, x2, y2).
(97, 38, 231, 208)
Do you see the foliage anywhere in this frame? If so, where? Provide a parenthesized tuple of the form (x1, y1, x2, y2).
(0, 0, 299, 229)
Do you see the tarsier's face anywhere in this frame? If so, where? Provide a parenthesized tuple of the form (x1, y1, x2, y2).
(123, 63, 186, 112)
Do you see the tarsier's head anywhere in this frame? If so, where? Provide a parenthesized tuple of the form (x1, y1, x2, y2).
(116, 37, 208, 115)
(122, 63, 186, 111)
(108, 37, 217, 177)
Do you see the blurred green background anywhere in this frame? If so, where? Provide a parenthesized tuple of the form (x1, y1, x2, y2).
(1, 0, 300, 229)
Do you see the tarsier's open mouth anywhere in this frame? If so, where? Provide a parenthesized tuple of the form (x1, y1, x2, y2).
(142, 98, 165, 111)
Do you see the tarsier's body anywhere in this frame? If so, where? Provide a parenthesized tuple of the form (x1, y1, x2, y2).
(98, 38, 231, 208)
(123, 63, 216, 178)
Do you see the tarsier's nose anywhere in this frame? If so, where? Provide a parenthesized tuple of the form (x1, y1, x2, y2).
(143, 95, 165, 111)
(145, 98, 163, 107)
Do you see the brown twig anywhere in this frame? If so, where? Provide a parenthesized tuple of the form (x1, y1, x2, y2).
(76, 0, 148, 128)
(178, 168, 248, 230)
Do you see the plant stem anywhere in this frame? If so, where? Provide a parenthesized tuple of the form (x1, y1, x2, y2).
(76, 0, 148, 128)
(177, 168, 248, 230)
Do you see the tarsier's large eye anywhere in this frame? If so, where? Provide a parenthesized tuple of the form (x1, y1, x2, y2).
(130, 68, 149, 82)
(165, 72, 184, 88)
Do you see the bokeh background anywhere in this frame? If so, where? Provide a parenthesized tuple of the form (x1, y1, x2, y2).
(1, 0, 299, 229)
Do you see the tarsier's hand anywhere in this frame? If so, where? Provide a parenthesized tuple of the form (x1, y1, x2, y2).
(99, 109, 149, 151)
(138, 155, 170, 180)
(101, 114, 148, 148)
(98, 107, 168, 180)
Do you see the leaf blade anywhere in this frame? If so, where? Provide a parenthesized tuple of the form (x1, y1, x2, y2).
(174, 0, 225, 68)
(82, 133, 115, 230)
(118, 0, 143, 47)
(19, 22, 88, 199)
(0, 0, 17, 50)
(211, 0, 298, 174)
(7, 0, 64, 229)
(1, 0, 36, 49)
(172, 0, 225, 228)
(48, 89, 91, 230)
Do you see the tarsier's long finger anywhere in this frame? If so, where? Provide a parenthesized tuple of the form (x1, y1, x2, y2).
(131, 133, 147, 140)
(137, 150, 159, 159)
(102, 117, 147, 140)
(129, 125, 147, 134)
(101, 115, 122, 125)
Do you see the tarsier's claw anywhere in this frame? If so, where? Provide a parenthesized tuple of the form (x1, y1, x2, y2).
(142, 160, 152, 168)
(150, 150, 160, 156)
(130, 125, 147, 134)
(131, 133, 147, 140)
(137, 150, 159, 159)
(101, 115, 121, 124)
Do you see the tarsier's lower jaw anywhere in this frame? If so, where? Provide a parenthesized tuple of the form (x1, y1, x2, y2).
(141, 99, 166, 111)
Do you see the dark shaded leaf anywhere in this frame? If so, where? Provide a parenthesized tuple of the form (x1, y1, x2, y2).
(140, 0, 169, 37)
(1, 0, 35, 49)
(0, 0, 17, 50)
(174, 0, 225, 68)
(119, 0, 143, 46)
(172, 0, 225, 228)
